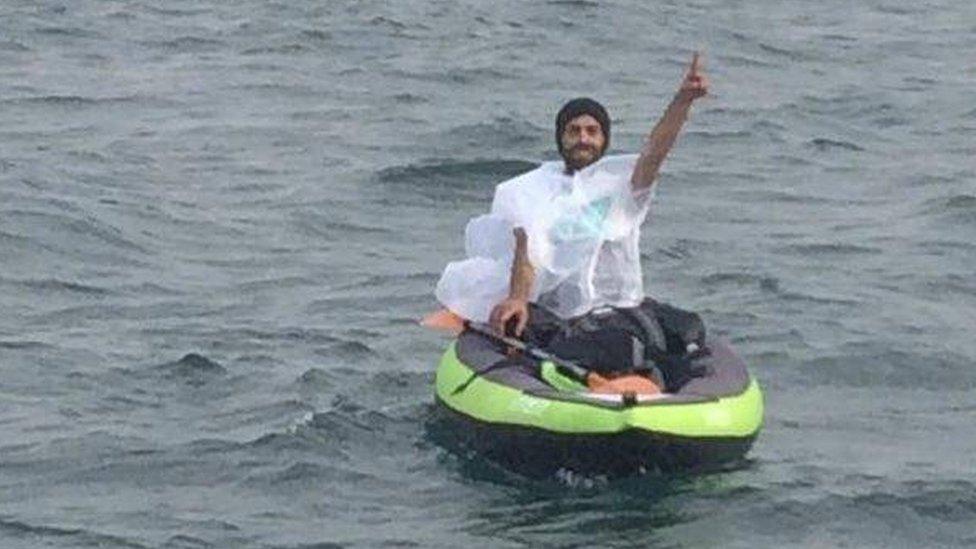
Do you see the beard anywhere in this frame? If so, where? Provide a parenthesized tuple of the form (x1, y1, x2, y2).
(561, 144, 602, 172)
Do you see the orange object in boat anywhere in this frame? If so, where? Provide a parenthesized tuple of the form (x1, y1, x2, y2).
(587, 372, 663, 395)
(420, 309, 466, 335)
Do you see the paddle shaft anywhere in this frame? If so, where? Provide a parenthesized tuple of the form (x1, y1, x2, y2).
(465, 321, 592, 383)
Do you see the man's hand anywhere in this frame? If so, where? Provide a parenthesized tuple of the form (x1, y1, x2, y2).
(676, 52, 709, 103)
(489, 298, 529, 337)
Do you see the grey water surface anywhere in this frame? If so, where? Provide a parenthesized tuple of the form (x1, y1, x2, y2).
(1, 0, 975, 547)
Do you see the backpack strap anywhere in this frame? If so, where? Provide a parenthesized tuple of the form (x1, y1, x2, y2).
(612, 305, 669, 363)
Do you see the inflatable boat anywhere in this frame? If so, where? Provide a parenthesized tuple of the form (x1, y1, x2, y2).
(433, 329, 763, 475)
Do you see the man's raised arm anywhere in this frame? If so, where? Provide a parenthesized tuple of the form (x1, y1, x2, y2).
(631, 52, 709, 191)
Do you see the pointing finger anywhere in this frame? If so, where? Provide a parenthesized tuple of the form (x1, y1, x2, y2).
(689, 51, 701, 75)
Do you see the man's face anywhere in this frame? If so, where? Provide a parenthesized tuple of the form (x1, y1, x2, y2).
(560, 114, 606, 171)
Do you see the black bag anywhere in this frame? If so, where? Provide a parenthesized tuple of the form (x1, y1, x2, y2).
(522, 299, 709, 392)
(643, 299, 706, 354)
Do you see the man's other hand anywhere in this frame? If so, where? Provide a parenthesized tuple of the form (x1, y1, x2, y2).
(489, 298, 529, 337)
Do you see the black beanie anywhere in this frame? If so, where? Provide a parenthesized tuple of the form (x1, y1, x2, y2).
(555, 97, 610, 154)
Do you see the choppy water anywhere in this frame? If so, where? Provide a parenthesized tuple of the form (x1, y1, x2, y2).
(1, 0, 974, 547)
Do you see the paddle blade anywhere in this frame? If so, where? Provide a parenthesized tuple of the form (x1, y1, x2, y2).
(587, 373, 663, 395)
(420, 309, 466, 335)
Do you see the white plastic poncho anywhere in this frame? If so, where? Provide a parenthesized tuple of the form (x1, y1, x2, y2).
(435, 154, 653, 321)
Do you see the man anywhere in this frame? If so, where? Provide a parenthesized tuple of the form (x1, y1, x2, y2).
(487, 52, 709, 337)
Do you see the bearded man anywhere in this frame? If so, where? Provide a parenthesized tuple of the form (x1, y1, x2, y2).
(490, 53, 707, 328)
(434, 53, 709, 386)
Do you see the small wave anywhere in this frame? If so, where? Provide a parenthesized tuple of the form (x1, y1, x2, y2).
(944, 194, 976, 210)
(3, 95, 99, 106)
(375, 158, 538, 202)
(392, 92, 428, 104)
(299, 29, 332, 42)
(653, 245, 689, 260)
(164, 534, 216, 548)
(234, 275, 316, 293)
(139, 5, 212, 17)
(795, 94, 877, 116)
(367, 15, 433, 34)
(821, 33, 857, 42)
(769, 153, 816, 166)
(243, 405, 383, 459)
(308, 398, 395, 438)
(452, 66, 521, 82)
(799, 348, 972, 390)
(546, 0, 599, 6)
(904, 75, 938, 87)
(874, 4, 925, 14)
(0, 340, 53, 350)
(314, 341, 377, 361)
(21, 278, 111, 296)
(277, 328, 343, 345)
(867, 480, 976, 523)
(329, 272, 438, 292)
(0, 518, 146, 547)
(305, 292, 428, 316)
(292, 215, 391, 239)
(732, 328, 805, 348)
(920, 194, 976, 225)
(67, 215, 151, 255)
(140, 36, 225, 52)
(267, 542, 345, 549)
(872, 115, 910, 128)
(810, 138, 865, 152)
(915, 239, 976, 257)
(2, 94, 178, 109)
(370, 15, 409, 30)
(733, 189, 837, 205)
(34, 26, 102, 39)
(776, 243, 882, 257)
(923, 275, 976, 297)
(67, 149, 110, 163)
(445, 118, 541, 147)
(366, 371, 430, 397)
(758, 42, 812, 61)
(700, 272, 780, 292)
(241, 43, 309, 55)
(245, 461, 372, 487)
(386, 66, 518, 85)
(686, 129, 753, 141)
(211, 400, 314, 431)
(700, 272, 757, 286)
(374, 158, 535, 206)
(378, 158, 535, 183)
(118, 282, 182, 297)
(721, 54, 777, 68)
(734, 479, 976, 546)
(317, 219, 392, 235)
(296, 368, 335, 390)
(778, 291, 860, 306)
(246, 430, 342, 456)
(152, 353, 227, 386)
(0, 40, 30, 52)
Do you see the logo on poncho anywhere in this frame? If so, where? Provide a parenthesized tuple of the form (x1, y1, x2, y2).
(550, 197, 611, 242)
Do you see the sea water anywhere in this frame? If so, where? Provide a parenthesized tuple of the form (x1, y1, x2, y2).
(1, 1, 974, 547)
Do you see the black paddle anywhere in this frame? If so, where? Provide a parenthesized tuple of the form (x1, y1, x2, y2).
(450, 321, 592, 395)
